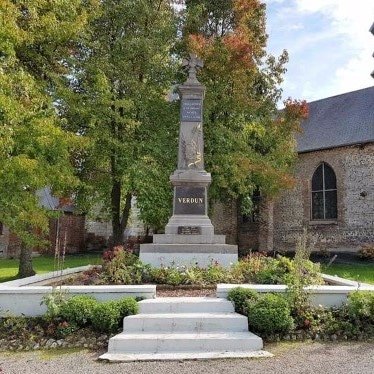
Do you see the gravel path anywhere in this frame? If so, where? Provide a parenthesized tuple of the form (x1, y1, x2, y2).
(0, 342, 373, 374)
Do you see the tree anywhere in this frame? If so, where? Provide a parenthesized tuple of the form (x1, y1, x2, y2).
(59, 0, 179, 244)
(0, 1, 96, 277)
(181, 0, 308, 212)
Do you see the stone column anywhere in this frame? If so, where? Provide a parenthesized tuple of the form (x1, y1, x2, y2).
(139, 54, 238, 268)
(165, 55, 214, 237)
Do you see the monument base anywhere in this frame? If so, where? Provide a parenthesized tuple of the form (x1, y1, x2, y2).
(139, 243, 238, 268)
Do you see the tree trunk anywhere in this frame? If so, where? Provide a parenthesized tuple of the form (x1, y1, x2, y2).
(17, 242, 36, 278)
(111, 179, 123, 246)
(110, 177, 133, 246)
(120, 192, 132, 237)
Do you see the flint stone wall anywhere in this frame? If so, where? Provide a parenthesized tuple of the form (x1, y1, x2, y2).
(273, 143, 374, 251)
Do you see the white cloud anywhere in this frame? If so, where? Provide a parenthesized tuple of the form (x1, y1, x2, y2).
(294, 0, 374, 98)
(265, 0, 374, 101)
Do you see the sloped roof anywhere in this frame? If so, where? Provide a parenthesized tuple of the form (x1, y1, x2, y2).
(297, 86, 374, 153)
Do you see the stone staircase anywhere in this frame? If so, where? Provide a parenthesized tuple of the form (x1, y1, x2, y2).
(100, 297, 272, 361)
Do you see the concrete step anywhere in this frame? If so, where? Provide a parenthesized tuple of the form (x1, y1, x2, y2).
(139, 297, 235, 314)
(107, 332, 263, 354)
(122, 313, 248, 333)
(100, 350, 273, 362)
(153, 234, 226, 244)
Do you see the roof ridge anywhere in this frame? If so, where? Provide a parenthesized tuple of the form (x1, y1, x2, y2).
(306, 85, 374, 104)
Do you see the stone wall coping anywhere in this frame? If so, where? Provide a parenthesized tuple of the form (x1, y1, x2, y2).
(0, 265, 94, 288)
(0, 284, 157, 294)
(321, 273, 372, 287)
(217, 283, 374, 295)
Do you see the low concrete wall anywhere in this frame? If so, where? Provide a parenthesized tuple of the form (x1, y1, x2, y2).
(0, 267, 156, 317)
(1, 265, 93, 287)
(217, 283, 374, 308)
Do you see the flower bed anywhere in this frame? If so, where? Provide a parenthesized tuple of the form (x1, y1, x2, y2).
(54, 247, 324, 288)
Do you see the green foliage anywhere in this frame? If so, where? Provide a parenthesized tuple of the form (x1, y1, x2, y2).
(102, 248, 147, 285)
(347, 291, 374, 324)
(0, 1, 97, 276)
(247, 293, 294, 334)
(202, 263, 231, 284)
(230, 252, 321, 286)
(183, 0, 307, 204)
(115, 297, 139, 319)
(55, 321, 78, 338)
(227, 287, 259, 314)
(42, 288, 68, 321)
(100, 250, 322, 287)
(59, 0, 179, 238)
(137, 263, 230, 286)
(1, 315, 28, 334)
(91, 297, 138, 333)
(59, 296, 98, 327)
(284, 232, 323, 327)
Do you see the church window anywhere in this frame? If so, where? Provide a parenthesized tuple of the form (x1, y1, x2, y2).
(311, 163, 337, 220)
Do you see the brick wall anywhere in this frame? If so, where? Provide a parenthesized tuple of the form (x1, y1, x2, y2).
(273, 143, 374, 252)
(49, 214, 86, 254)
(1, 213, 86, 258)
(211, 199, 238, 245)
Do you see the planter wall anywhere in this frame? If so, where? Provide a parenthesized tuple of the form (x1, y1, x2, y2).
(0, 267, 155, 317)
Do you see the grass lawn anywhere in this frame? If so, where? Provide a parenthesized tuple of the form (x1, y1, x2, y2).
(0, 253, 102, 283)
(322, 262, 374, 284)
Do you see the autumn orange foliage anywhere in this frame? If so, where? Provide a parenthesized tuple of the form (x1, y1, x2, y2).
(283, 98, 309, 119)
(188, 0, 266, 70)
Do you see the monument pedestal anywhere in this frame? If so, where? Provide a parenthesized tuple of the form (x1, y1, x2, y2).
(140, 219, 238, 268)
(139, 170, 238, 267)
(139, 54, 238, 268)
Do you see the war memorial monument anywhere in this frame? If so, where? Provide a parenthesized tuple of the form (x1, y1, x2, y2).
(139, 55, 238, 268)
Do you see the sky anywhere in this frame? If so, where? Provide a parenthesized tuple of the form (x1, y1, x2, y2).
(264, 0, 374, 103)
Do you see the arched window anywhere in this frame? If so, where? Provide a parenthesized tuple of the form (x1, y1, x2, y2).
(311, 163, 337, 220)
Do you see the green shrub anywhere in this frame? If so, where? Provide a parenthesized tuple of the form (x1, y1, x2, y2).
(91, 297, 138, 333)
(42, 288, 68, 320)
(202, 263, 230, 284)
(115, 297, 139, 318)
(230, 254, 298, 285)
(247, 293, 294, 335)
(227, 287, 259, 314)
(184, 266, 204, 285)
(101, 248, 144, 284)
(59, 295, 98, 326)
(347, 291, 374, 323)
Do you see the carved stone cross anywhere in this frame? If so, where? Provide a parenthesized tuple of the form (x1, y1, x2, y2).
(182, 53, 203, 83)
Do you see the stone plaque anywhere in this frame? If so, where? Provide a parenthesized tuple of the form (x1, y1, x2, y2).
(177, 226, 201, 235)
(181, 99, 202, 122)
(174, 186, 205, 215)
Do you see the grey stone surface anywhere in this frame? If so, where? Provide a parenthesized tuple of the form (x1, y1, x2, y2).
(153, 234, 226, 244)
(140, 244, 238, 254)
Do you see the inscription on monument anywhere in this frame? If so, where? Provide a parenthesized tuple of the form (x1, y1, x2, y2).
(181, 99, 202, 122)
(177, 226, 201, 235)
(174, 186, 205, 215)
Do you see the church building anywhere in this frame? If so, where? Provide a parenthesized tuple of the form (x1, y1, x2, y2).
(214, 86, 374, 254)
